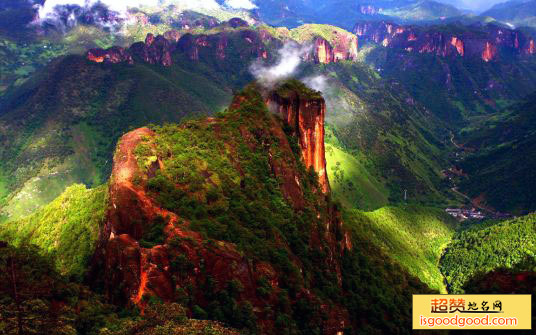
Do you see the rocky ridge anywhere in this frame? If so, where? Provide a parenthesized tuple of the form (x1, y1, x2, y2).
(355, 21, 536, 62)
(86, 20, 360, 67)
(90, 82, 352, 334)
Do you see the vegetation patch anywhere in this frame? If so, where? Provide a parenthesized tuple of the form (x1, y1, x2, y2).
(345, 206, 457, 292)
(441, 214, 536, 293)
(0, 184, 108, 279)
(326, 143, 389, 210)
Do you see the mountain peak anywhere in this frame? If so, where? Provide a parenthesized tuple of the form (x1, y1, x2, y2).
(93, 82, 350, 333)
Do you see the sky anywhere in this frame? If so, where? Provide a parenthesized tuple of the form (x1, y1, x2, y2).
(438, 0, 510, 12)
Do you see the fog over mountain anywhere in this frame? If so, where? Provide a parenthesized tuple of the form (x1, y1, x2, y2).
(437, 0, 510, 12)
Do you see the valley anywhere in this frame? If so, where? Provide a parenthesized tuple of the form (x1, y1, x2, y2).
(0, 1, 535, 334)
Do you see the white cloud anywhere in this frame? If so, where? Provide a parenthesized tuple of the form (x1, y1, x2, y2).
(34, 0, 222, 23)
(250, 42, 311, 87)
(225, 0, 257, 10)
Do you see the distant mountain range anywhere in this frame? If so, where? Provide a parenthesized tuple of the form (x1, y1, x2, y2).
(1, 1, 536, 334)
(482, 0, 536, 28)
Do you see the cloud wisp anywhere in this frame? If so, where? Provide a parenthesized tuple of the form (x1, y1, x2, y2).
(250, 42, 312, 87)
(31, 0, 255, 30)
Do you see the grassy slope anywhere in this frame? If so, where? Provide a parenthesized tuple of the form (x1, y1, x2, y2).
(0, 56, 233, 221)
(459, 93, 536, 213)
(289, 24, 355, 43)
(326, 143, 389, 210)
(440, 214, 536, 293)
(309, 61, 449, 206)
(0, 184, 108, 278)
(380, 1, 461, 21)
(345, 206, 456, 292)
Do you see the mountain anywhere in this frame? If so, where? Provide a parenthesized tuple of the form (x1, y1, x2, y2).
(253, 0, 464, 30)
(457, 92, 536, 213)
(0, 1, 255, 97)
(0, 53, 233, 222)
(3, 5, 536, 333)
(2, 81, 437, 335)
(482, 0, 536, 28)
(0, 242, 242, 335)
(355, 21, 536, 123)
(0, 23, 450, 225)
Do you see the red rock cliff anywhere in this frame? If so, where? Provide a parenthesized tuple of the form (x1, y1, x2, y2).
(90, 86, 351, 334)
(354, 21, 536, 61)
(267, 88, 330, 194)
(304, 30, 358, 65)
(87, 32, 175, 66)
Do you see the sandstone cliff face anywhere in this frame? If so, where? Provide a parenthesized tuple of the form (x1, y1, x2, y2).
(176, 30, 271, 61)
(87, 32, 175, 66)
(91, 85, 351, 334)
(130, 33, 174, 66)
(298, 28, 359, 65)
(87, 24, 359, 67)
(354, 21, 536, 61)
(267, 89, 330, 194)
(309, 35, 358, 64)
(87, 29, 271, 66)
(87, 46, 134, 65)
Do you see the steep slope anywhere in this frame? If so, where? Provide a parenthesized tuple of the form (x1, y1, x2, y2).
(308, 61, 450, 206)
(0, 184, 108, 279)
(458, 93, 536, 213)
(0, 54, 233, 222)
(483, 0, 536, 29)
(87, 82, 432, 334)
(356, 21, 536, 123)
(345, 206, 457, 292)
(0, 243, 239, 335)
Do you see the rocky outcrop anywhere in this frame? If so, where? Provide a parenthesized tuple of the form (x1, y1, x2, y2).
(310, 36, 358, 64)
(87, 46, 133, 65)
(482, 42, 497, 62)
(91, 84, 351, 334)
(87, 26, 359, 67)
(267, 86, 330, 194)
(302, 30, 359, 64)
(87, 29, 272, 66)
(176, 30, 271, 61)
(130, 33, 174, 66)
(312, 37, 335, 64)
(163, 29, 181, 42)
(354, 21, 536, 61)
(87, 33, 174, 66)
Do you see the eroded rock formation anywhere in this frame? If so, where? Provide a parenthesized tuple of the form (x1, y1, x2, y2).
(87, 46, 133, 64)
(354, 21, 536, 61)
(267, 88, 330, 194)
(87, 24, 358, 67)
(130, 33, 174, 66)
(305, 32, 358, 64)
(91, 84, 351, 334)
